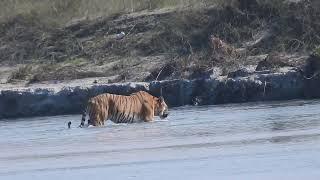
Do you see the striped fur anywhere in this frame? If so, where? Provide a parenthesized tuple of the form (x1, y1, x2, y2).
(79, 91, 169, 127)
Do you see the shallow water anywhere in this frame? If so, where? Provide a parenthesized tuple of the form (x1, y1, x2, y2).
(1, 100, 320, 180)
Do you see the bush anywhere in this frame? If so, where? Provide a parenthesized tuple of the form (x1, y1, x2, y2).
(7, 65, 33, 82)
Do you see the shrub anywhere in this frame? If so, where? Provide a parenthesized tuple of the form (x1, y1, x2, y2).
(7, 65, 33, 82)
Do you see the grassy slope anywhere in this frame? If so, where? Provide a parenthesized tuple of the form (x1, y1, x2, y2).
(0, 0, 320, 84)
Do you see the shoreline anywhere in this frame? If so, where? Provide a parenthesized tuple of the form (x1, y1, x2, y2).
(1, 67, 319, 119)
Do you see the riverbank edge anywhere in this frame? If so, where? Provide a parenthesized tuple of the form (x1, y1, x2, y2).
(0, 67, 319, 119)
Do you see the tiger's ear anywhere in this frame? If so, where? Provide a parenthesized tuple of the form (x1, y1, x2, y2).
(158, 96, 164, 103)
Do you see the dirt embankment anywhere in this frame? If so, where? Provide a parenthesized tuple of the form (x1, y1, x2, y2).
(0, 69, 306, 119)
(0, 0, 320, 85)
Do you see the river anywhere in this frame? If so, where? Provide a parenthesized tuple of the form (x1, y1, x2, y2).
(1, 100, 320, 180)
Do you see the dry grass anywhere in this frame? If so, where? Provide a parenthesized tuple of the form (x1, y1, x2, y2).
(2, 0, 320, 83)
(7, 64, 33, 82)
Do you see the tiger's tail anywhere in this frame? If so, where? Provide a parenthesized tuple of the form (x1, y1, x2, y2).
(79, 108, 87, 128)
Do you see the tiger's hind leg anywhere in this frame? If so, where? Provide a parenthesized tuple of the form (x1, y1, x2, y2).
(89, 108, 107, 127)
(86, 97, 109, 127)
(97, 112, 106, 126)
(100, 111, 107, 126)
(87, 102, 101, 126)
(102, 104, 109, 125)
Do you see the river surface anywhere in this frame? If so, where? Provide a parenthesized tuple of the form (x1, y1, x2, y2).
(1, 100, 320, 180)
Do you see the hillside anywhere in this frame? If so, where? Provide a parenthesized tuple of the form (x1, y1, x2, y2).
(0, 0, 320, 85)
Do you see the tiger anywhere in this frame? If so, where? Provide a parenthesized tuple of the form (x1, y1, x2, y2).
(79, 91, 169, 127)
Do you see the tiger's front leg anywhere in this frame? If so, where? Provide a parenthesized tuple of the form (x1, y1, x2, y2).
(142, 106, 154, 122)
(143, 112, 154, 122)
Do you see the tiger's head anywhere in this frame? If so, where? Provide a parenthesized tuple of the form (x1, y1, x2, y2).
(154, 96, 169, 119)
